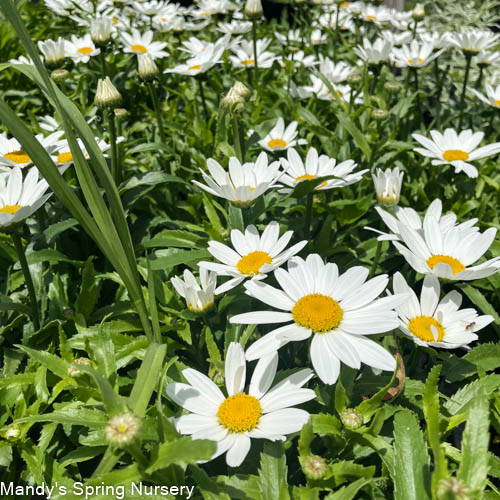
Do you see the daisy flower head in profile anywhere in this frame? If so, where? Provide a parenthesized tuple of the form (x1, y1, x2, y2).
(217, 19, 252, 35)
(64, 34, 100, 63)
(391, 40, 444, 69)
(469, 84, 500, 109)
(392, 272, 493, 349)
(360, 4, 392, 25)
(229, 39, 276, 69)
(171, 268, 217, 314)
(192, 153, 283, 207)
(178, 34, 230, 58)
(199, 221, 307, 294)
(0, 167, 52, 230)
(121, 29, 168, 59)
(38, 37, 66, 67)
(371, 167, 404, 206)
(258, 118, 307, 152)
(278, 147, 367, 194)
(165, 43, 225, 77)
(166, 342, 315, 467)
(475, 51, 500, 68)
(353, 38, 393, 65)
(231, 254, 407, 384)
(450, 30, 499, 55)
(412, 128, 500, 178)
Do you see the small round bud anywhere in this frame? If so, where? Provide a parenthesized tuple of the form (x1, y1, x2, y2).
(5, 425, 20, 440)
(346, 73, 362, 88)
(51, 69, 69, 83)
(371, 108, 389, 121)
(384, 81, 402, 94)
(94, 76, 122, 109)
(232, 81, 250, 99)
(67, 357, 92, 377)
(137, 53, 159, 80)
(211, 370, 225, 386)
(91, 17, 112, 45)
(301, 455, 327, 480)
(412, 3, 425, 21)
(244, 0, 263, 17)
(341, 409, 363, 429)
(114, 108, 128, 119)
(105, 412, 142, 448)
(222, 88, 245, 111)
(287, 45, 300, 54)
(437, 478, 471, 500)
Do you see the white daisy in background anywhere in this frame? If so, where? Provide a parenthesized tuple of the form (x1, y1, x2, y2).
(166, 342, 315, 467)
(393, 272, 494, 349)
(51, 137, 118, 170)
(311, 29, 327, 46)
(278, 147, 367, 194)
(449, 30, 499, 54)
(412, 128, 500, 178)
(381, 30, 412, 48)
(475, 51, 500, 67)
(64, 34, 100, 63)
(217, 20, 252, 35)
(391, 41, 444, 69)
(360, 5, 392, 25)
(37, 37, 66, 66)
(469, 84, 500, 109)
(317, 57, 354, 83)
(165, 44, 225, 76)
(354, 38, 392, 65)
(318, 11, 354, 32)
(419, 31, 453, 50)
(275, 30, 301, 46)
(133, 0, 171, 18)
(371, 167, 404, 206)
(8, 55, 34, 66)
(230, 254, 405, 384)
(171, 268, 217, 313)
(179, 35, 230, 57)
(120, 29, 169, 59)
(292, 78, 360, 103)
(39, 115, 61, 134)
(199, 221, 307, 294)
(192, 153, 283, 207)
(258, 118, 307, 152)
(0, 167, 52, 229)
(391, 215, 500, 281)
(279, 51, 318, 70)
(229, 39, 277, 69)
(0, 133, 60, 170)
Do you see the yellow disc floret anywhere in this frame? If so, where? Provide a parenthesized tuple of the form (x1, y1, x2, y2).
(427, 255, 465, 275)
(442, 150, 469, 162)
(131, 44, 147, 54)
(77, 47, 93, 55)
(217, 393, 262, 433)
(4, 150, 30, 164)
(0, 204, 22, 215)
(237, 251, 272, 276)
(409, 315, 445, 342)
(57, 152, 73, 164)
(292, 293, 343, 333)
(189, 64, 201, 70)
(268, 139, 287, 149)
(241, 59, 255, 66)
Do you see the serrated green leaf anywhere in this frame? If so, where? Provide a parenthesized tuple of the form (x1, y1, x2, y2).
(258, 441, 290, 500)
(464, 343, 500, 373)
(325, 477, 376, 500)
(444, 375, 500, 415)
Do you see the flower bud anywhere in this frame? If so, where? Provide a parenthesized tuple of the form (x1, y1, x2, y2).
(372, 167, 403, 206)
(67, 357, 92, 377)
(301, 455, 327, 480)
(232, 81, 250, 99)
(222, 87, 245, 110)
(5, 425, 20, 440)
(384, 81, 402, 94)
(211, 370, 225, 386)
(346, 73, 362, 88)
(244, 0, 263, 17)
(412, 3, 425, 21)
(51, 68, 69, 83)
(371, 108, 390, 121)
(91, 17, 112, 45)
(94, 76, 122, 109)
(38, 38, 66, 69)
(104, 412, 142, 448)
(114, 108, 128, 119)
(138, 53, 159, 80)
(437, 478, 471, 500)
(341, 409, 363, 429)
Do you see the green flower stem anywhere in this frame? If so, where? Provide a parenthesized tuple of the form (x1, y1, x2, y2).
(458, 53, 472, 130)
(251, 18, 259, 82)
(232, 112, 243, 163)
(412, 68, 421, 120)
(333, 6, 340, 62)
(369, 239, 382, 279)
(304, 192, 313, 240)
(11, 231, 40, 331)
(197, 77, 209, 121)
(435, 64, 450, 128)
(147, 81, 166, 143)
(475, 65, 484, 91)
(107, 109, 120, 185)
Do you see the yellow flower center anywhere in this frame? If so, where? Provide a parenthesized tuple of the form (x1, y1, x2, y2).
(295, 174, 327, 189)
(340, 1, 349, 6)
(188, 64, 201, 70)
(236, 251, 272, 276)
(131, 44, 147, 54)
(427, 255, 466, 275)
(442, 149, 469, 162)
(57, 152, 73, 163)
(366, 15, 377, 20)
(292, 293, 343, 333)
(112, 16, 118, 24)
(268, 138, 287, 149)
(77, 46, 93, 55)
(200, 12, 210, 16)
(161, 17, 167, 22)
(0, 204, 22, 215)
(408, 58, 424, 65)
(409, 315, 445, 342)
(188, 301, 213, 313)
(117, 423, 128, 433)
(495, 100, 500, 107)
(4, 150, 30, 164)
(217, 393, 262, 433)
(241, 59, 255, 66)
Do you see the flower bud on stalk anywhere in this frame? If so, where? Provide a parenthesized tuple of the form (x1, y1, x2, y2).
(437, 478, 471, 500)
(384, 81, 402, 94)
(221, 87, 245, 112)
(371, 108, 389, 121)
(340, 408, 363, 429)
(412, 3, 425, 21)
(138, 53, 159, 80)
(67, 357, 92, 377)
(5, 425, 20, 440)
(244, 0, 263, 17)
(301, 455, 327, 480)
(94, 76, 122, 109)
(232, 81, 251, 100)
(347, 73, 362, 88)
(91, 17, 112, 46)
(372, 167, 404, 206)
(51, 68, 69, 84)
(105, 412, 142, 448)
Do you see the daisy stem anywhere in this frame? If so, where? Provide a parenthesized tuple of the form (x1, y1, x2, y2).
(475, 65, 484, 90)
(251, 18, 259, 81)
(232, 112, 243, 163)
(197, 77, 209, 121)
(458, 53, 472, 130)
(148, 81, 166, 143)
(369, 239, 382, 279)
(333, 6, 340, 62)
(107, 109, 120, 185)
(11, 232, 40, 331)
(304, 192, 313, 239)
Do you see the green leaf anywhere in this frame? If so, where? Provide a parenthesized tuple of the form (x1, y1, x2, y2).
(335, 111, 371, 161)
(15, 407, 107, 429)
(325, 478, 376, 500)
(228, 204, 244, 232)
(393, 410, 431, 500)
(464, 343, 500, 373)
(16, 345, 72, 380)
(444, 375, 500, 415)
(311, 413, 342, 436)
(75, 258, 97, 321)
(258, 441, 290, 500)
(189, 465, 232, 500)
(149, 248, 211, 270)
(298, 419, 314, 459)
(143, 229, 206, 249)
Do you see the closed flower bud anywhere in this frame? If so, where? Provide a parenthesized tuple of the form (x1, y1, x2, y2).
(301, 455, 327, 480)
(138, 53, 159, 80)
(412, 3, 425, 21)
(437, 478, 471, 500)
(244, 0, 263, 17)
(91, 17, 112, 45)
(95, 76, 122, 108)
(114, 108, 128, 119)
(233, 81, 250, 99)
(67, 357, 92, 377)
(346, 73, 362, 88)
(341, 408, 363, 429)
(222, 87, 245, 110)
(372, 167, 403, 206)
(51, 68, 69, 83)
(371, 108, 389, 121)
(5, 425, 20, 440)
(105, 412, 142, 448)
(384, 81, 402, 94)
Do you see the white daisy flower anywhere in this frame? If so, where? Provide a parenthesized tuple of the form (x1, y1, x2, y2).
(166, 342, 315, 467)
(279, 51, 318, 70)
(275, 29, 301, 46)
(37, 37, 66, 66)
(381, 30, 412, 47)
(311, 29, 327, 46)
(65, 34, 101, 63)
(258, 118, 307, 152)
(51, 137, 118, 169)
(39, 115, 61, 134)
(171, 268, 217, 313)
(450, 30, 499, 54)
(412, 128, 500, 178)
(120, 29, 169, 59)
(179, 35, 230, 58)
(230, 254, 406, 384)
(0, 167, 52, 229)
(371, 167, 404, 206)
(217, 20, 252, 35)
(199, 221, 307, 294)
(393, 272, 493, 349)
(8, 55, 34, 66)
(0, 132, 60, 170)
(278, 147, 367, 193)
(318, 11, 354, 32)
(391, 40, 444, 68)
(354, 38, 392, 65)
(360, 5, 392, 25)
(475, 50, 500, 67)
(165, 44, 225, 76)
(192, 153, 283, 207)
(317, 57, 354, 83)
(391, 214, 500, 281)
(419, 31, 453, 50)
(133, 0, 170, 17)
(229, 39, 277, 69)
(469, 84, 500, 109)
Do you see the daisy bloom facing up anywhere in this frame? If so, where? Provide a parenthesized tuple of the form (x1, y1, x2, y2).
(38, 37, 66, 66)
(258, 118, 307, 152)
(469, 84, 500, 109)
(372, 167, 404, 206)
(65, 34, 100, 63)
(164, 44, 225, 77)
(278, 147, 367, 194)
(449, 30, 499, 55)
(391, 41, 444, 69)
(199, 221, 307, 294)
(121, 29, 168, 59)
(354, 38, 392, 65)
(171, 268, 217, 313)
(231, 254, 406, 384)
(166, 342, 315, 467)
(0, 167, 52, 230)
(393, 272, 493, 349)
(229, 39, 276, 69)
(412, 128, 500, 178)
(192, 153, 283, 207)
